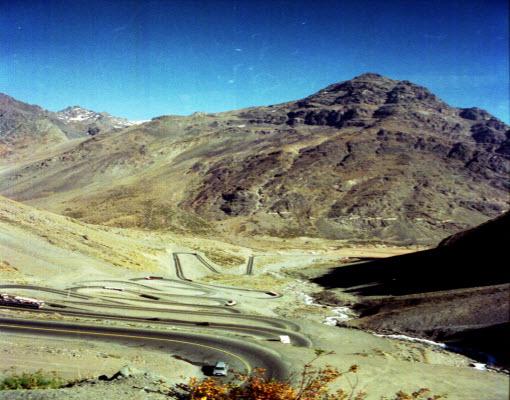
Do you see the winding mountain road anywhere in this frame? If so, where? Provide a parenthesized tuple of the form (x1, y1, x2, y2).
(0, 253, 311, 380)
(0, 318, 289, 379)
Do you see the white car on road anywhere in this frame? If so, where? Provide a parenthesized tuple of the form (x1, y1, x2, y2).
(212, 361, 229, 376)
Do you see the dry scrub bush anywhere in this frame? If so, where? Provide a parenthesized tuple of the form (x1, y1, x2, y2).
(178, 350, 445, 400)
(0, 370, 64, 390)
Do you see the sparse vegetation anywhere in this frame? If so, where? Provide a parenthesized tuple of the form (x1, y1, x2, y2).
(202, 249, 245, 268)
(201, 272, 288, 291)
(63, 209, 85, 219)
(175, 351, 445, 400)
(0, 370, 65, 390)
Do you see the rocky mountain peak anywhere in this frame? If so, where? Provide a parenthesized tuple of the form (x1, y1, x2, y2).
(248, 74, 452, 130)
(307, 74, 444, 110)
(54, 105, 144, 131)
(56, 106, 101, 123)
(352, 72, 387, 80)
(0, 94, 148, 160)
(304, 74, 395, 107)
(1, 73, 509, 245)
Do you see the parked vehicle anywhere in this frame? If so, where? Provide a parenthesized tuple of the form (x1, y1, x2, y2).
(212, 361, 229, 376)
(144, 276, 164, 280)
(0, 293, 44, 309)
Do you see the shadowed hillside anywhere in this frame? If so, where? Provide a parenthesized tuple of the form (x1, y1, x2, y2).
(312, 213, 510, 367)
(312, 211, 509, 295)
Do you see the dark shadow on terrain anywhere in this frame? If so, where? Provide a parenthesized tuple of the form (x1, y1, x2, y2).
(173, 355, 204, 367)
(311, 212, 510, 368)
(443, 323, 510, 367)
(201, 365, 215, 376)
(312, 247, 509, 295)
(312, 212, 510, 296)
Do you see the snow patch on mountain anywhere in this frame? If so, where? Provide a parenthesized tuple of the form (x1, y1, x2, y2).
(56, 106, 147, 128)
(56, 106, 100, 123)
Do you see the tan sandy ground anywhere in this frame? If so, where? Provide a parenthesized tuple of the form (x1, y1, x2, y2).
(0, 332, 201, 382)
(0, 306, 508, 400)
(1, 196, 508, 399)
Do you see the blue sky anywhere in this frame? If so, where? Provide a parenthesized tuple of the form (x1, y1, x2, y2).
(1, 0, 508, 122)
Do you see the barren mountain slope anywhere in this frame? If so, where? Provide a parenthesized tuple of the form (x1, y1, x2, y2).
(0, 93, 137, 163)
(1, 74, 508, 244)
(0, 195, 165, 283)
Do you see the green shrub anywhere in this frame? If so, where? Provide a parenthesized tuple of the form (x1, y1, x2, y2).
(0, 370, 64, 390)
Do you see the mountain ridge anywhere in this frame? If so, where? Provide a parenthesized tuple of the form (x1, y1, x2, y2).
(0, 93, 145, 162)
(1, 73, 508, 245)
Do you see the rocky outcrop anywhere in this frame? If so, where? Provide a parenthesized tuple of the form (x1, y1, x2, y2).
(1, 74, 508, 244)
(181, 74, 508, 243)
